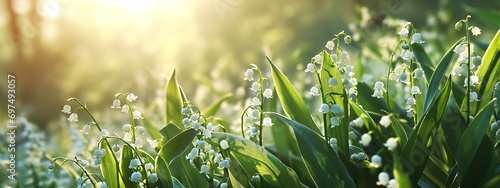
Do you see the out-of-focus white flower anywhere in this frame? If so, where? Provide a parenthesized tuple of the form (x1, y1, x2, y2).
(454, 44, 466, 54)
(130, 172, 142, 183)
(452, 66, 463, 76)
(94, 158, 101, 166)
(407, 108, 415, 118)
(192, 122, 201, 130)
(372, 89, 384, 99)
(340, 51, 350, 60)
(319, 104, 330, 113)
(68, 113, 78, 122)
(62, 105, 71, 114)
(411, 33, 425, 44)
(377, 172, 390, 186)
(387, 179, 398, 188)
(196, 140, 206, 150)
(403, 51, 415, 61)
(394, 65, 405, 74)
(203, 129, 212, 139)
(220, 140, 229, 150)
(398, 26, 409, 37)
(82, 124, 91, 135)
(100, 129, 109, 137)
(471, 26, 481, 36)
(414, 68, 424, 79)
(407, 97, 416, 105)
(112, 144, 120, 152)
(309, 86, 321, 96)
(135, 138, 143, 148)
(469, 92, 479, 102)
(326, 41, 335, 50)
(411, 86, 422, 95)
(111, 99, 121, 108)
(147, 138, 159, 148)
(244, 69, 254, 81)
(124, 132, 133, 141)
(251, 82, 261, 92)
(133, 110, 143, 119)
(464, 75, 480, 87)
(380, 115, 391, 128)
(398, 72, 409, 84)
(374, 81, 384, 90)
(76, 177, 85, 185)
(190, 114, 198, 121)
(97, 182, 108, 188)
(181, 107, 191, 115)
(329, 78, 339, 87)
(220, 183, 228, 188)
(200, 165, 210, 174)
(94, 149, 105, 158)
(305, 63, 315, 73)
(122, 124, 132, 132)
(80, 160, 89, 167)
(348, 131, 357, 140)
(127, 93, 137, 102)
(137, 126, 145, 135)
(252, 109, 260, 119)
(121, 105, 129, 113)
(251, 97, 261, 106)
(263, 88, 273, 98)
(129, 159, 140, 169)
(145, 163, 154, 172)
(472, 56, 482, 67)
(389, 73, 398, 81)
(385, 137, 398, 151)
(48, 163, 55, 171)
(344, 35, 352, 44)
(490, 122, 499, 131)
(360, 133, 372, 146)
(149, 173, 158, 183)
(353, 118, 364, 128)
(330, 117, 340, 128)
(263, 117, 273, 127)
(314, 54, 323, 64)
(371, 155, 382, 167)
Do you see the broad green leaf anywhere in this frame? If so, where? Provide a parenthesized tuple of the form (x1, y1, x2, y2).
(156, 123, 182, 151)
(319, 51, 349, 158)
(166, 69, 184, 128)
(413, 61, 429, 121)
(158, 129, 198, 165)
(172, 177, 186, 188)
(227, 153, 252, 188)
(464, 30, 500, 115)
(100, 140, 125, 188)
(137, 149, 155, 165)
(140, 116, 162, 140)
(120, 145, 137, 188)
(155, 156, 173, 188)
(267, 56, 320, 134)
(424, 37, 465, 112)
(268, 112, 356, 187)
(389, 115, 408, 146)
(466, 6, 500, 29)
(163, 126, 209, 188)
(349, 100, 387, 149)
(413, 43, 436, 79)
(403, 77, 452, 185)
(421, 156, 449, 188)
(206, 133, 302, 188)
(457, 99, 496, 186)
(441, 92, 467, 159)
(203, 94, 233, 118)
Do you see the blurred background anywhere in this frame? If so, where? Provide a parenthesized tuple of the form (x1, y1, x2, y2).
(0, 0, 499, 186)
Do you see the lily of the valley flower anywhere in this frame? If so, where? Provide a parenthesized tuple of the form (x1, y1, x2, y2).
(133, 110, 143, 119)
(68, 113, 78, 122)
(411, 33, 425, 44)
(127, 93, 137, 102)
(111, 99, 121, 108)
(380, 115, 391, 128)
(62, 105, 71, 114)
(244, 69, 254, 81)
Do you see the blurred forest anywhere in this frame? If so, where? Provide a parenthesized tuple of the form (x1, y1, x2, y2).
(0, 0, 499, 128)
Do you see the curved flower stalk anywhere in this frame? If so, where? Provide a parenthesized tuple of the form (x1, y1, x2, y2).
(241, 65, 274, 146)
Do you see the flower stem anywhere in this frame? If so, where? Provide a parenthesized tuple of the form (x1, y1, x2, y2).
(465, 16, 471, 125)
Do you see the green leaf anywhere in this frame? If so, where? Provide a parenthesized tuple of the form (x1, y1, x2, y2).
(465, 30, 500, 115)
(268, 112, 356, 187)
(206, 133, 302, 188)
(267, 56, 320, 134)
(158, 128, 198, 165)
(100, 140, 125, 188)
(163, 127, 209, 188)
(389, 115, 408, 146)
(319, 51, 349, 157)
(140, 116, 162, 140)
(120, 145, 138, 188)
(349, 100, 387, 149)
(466, 6, 500, 29)
(441, 92, 467, 159)
(413, 61, 429, 121)
(203, 94, 232, 118)
(457, 99, 497, 186)
(424, 37, 465, 113)
(156, 123, 182, 151)
(413, 43, 436, 79)
(172, 177, 186, 188)
(166, 69, 184, 128)
(227, 153, 252, 188)
(155, 156, 173, 188)
(403, 77, 453, 185)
